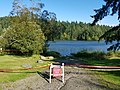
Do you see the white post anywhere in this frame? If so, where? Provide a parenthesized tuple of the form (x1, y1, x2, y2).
(0, 48, 2, 52)
(49, 63, 52, 83)
(62, 63, 64, 83)
(49, 63, 65, 83)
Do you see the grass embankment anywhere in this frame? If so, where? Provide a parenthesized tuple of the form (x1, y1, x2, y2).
(0, 55, 51, 83)
(72, 51, 120, 89)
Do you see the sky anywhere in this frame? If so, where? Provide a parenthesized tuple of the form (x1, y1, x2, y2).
(0, 0, 119, 26)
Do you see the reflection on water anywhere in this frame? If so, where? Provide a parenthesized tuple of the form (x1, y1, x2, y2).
(48, 40, 113, 56)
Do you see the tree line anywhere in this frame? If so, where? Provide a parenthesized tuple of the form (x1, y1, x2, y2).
(52, 21, 111, 41)
(0, 16, 111, 41)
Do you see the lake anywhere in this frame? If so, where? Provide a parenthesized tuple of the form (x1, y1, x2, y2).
(48, 40, 113, 56)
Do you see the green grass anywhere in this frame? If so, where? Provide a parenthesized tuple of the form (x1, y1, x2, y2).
(82, 58, 120, 66)
(72, 50, 120, 66)
(84, 58, 120, 89)
(95, 70, 120, 90)
(0, 55, 51, 83)
(72, 51, 120, 89)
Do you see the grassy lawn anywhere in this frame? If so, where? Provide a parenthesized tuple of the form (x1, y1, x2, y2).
(82, 57, 120, 66)
(85, 59, 120, 89)
(0, 55, 51, 83)
(97, 70, 120, 89)
(88, 58, 120, 89)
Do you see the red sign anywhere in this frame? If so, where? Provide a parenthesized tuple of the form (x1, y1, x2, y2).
(53, 68, 61, 77)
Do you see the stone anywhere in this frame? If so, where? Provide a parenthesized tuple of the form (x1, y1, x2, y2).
(22, 64, 32, 69)
(40, 55, 54, 60)
(36, 60, 44, 63)
(48, 56, 54, 60)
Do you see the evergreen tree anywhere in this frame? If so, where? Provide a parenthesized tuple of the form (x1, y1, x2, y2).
(91, 0, 120, 51)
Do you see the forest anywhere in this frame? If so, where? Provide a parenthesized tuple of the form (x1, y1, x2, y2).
(0, 16, 111, 41)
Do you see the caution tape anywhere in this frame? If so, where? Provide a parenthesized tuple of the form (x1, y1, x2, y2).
(0, 64, 120, 72)
(0, 64, 51, 72)
(65, 64, 120, 69)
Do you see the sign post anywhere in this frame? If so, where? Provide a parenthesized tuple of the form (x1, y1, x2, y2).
(49, 63, 64, 83)
(0, 48, 2, 54)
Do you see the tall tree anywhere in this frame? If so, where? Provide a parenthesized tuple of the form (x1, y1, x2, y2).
(0, 0, 45, 55)
(0, 17, 11, 35)
(40, 10, 58, 41)
(91, 0, 120, 51)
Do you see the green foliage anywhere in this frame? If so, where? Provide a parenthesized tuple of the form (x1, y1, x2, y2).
(40, 10, 59, 41)
(54, 21, 110, 41)
(0, 16, 110, 42)
(71, 50, 105, 60)
(43, 51, 61, 58)
(0, 0, 60, 55)
(0, 0, 46, 55)
(91, 0, 120, 51)
(107, 51, 120, 57)
(71, 50, 120, 66)
(99, 25, 120, 51)
(0, 17, 11, 36)
(91, 0, 120, 25)
(1, 22, 45, 55)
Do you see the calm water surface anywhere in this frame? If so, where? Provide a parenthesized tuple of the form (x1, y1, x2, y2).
(48, 41, 112, 56)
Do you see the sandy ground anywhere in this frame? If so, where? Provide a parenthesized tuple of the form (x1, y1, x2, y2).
(1, 66, 113, 90)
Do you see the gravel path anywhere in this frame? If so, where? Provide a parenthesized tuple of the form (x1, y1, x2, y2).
(1, 66, 113, 90)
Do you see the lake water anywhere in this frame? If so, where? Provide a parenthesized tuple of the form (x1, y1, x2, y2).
(48, 40, 112, 56)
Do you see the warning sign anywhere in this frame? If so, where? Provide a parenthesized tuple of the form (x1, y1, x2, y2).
(49, 63, 64, 83)
(53, 68, 61, 77)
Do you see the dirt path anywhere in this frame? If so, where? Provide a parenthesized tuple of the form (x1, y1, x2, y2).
(1, 66, 113, 90)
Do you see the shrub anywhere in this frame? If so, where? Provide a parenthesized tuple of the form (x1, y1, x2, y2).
(71, 50, 106, 59)
(0, 17, 46, 55)
(107, 51, 120, 57)
(43, 51, 61, 58)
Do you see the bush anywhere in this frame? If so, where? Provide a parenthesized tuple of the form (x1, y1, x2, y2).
(107, 51, 120, 57)
(0, 21, 45, 55)
(71, 50, 106, 59)
(43, 51, 61, 58)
